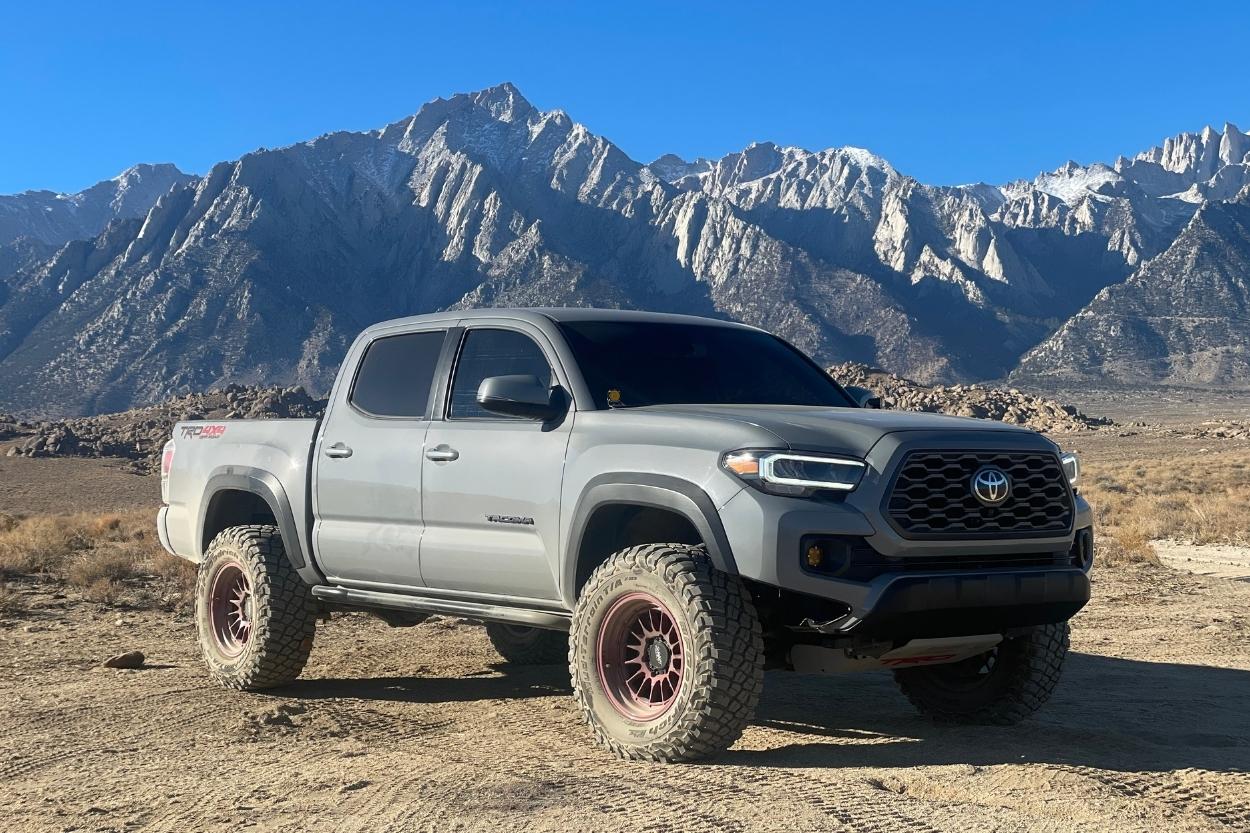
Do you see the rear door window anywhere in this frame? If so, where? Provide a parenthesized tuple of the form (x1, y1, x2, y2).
(349, 330, 446, 418)
(448, 329, 553, 419)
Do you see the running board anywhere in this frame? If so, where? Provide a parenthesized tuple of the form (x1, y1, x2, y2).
(310, 585, 571, 631)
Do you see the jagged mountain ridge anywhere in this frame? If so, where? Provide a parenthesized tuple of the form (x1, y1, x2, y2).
(0, 163, 195, 248)
(0, 84, 1247, 415)
(1015, 188, 1250, 385)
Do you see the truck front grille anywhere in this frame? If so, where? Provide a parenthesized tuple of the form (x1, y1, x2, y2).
(885, 450, 1074, 539)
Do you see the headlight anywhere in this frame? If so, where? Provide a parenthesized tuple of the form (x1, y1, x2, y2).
(722, 450, 866, 496)
(1060, 451, 1080, 488)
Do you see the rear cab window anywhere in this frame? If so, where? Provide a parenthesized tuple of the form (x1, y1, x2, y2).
(349, 330, 447, 418)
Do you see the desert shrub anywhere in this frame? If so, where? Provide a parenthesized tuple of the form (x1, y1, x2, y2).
(0, 582, 26, 617)
(0, 515, 93, 575)
(65, 543, 146, 588)
(82, 578, 120, 605)
(148, 551, 197, 611)
(151, 551, 196, 587)
(0, 510, 192, 609)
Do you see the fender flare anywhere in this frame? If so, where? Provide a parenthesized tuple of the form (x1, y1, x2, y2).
(198, 467, 324, 585)
(561, 473, 738, 608)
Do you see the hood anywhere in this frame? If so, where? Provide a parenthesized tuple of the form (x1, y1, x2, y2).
(637, 404, 1039, 458)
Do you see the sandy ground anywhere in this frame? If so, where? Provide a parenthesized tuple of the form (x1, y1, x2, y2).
(3, 393, 1249, 832)
(1, 560, 1248, 833)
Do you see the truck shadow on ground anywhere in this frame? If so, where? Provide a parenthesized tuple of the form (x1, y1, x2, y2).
(285, 663, 572, 705)
(729, 652, 1250, 774)
(282, 652, 1249, 774)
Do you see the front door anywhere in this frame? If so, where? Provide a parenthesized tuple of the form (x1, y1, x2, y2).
(313, 327, 448, 588)
(419, 325, 572, 603)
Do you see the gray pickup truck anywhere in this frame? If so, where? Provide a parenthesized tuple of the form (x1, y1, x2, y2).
(158, 308, 1092, 762)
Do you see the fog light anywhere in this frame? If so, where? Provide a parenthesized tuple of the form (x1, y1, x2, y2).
(806, 544, 824, 568)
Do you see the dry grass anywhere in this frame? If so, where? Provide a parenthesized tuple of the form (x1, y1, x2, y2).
(1081, 448, 1250, 566)
(0, 515, 93, 575)
(0, 510, 195, 609)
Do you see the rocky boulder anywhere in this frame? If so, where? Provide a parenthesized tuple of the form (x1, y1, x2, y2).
(5, 385, 326, 471)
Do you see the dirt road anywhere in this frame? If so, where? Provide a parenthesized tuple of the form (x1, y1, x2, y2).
(1157, 541, 1250, 582)
(3, 561, 1248, 833)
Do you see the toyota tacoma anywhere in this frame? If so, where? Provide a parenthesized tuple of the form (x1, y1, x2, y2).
(157, 308, 1093, 762)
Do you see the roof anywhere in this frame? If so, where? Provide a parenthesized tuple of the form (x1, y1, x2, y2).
(360, 307, 756, 336)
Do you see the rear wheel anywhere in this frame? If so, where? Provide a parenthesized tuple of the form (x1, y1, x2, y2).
(894, 622, 1069, 724)
(486, 623, 568, 665)
(570, 543, 764, 762)
(195, 525, 317, 690)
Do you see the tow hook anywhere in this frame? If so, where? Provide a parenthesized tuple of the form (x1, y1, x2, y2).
(796, 614, 861, 634)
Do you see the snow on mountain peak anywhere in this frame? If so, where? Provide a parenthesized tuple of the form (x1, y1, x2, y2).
(838, 146, 894, 173)
(1024, 160, 1123, 205)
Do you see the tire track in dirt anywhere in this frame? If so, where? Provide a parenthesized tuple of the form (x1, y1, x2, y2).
(0, 685, 214, 781)
(1051, 766, 1250, 829)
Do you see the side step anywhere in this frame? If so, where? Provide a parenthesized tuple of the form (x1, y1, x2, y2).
(310, 585, 571, 631)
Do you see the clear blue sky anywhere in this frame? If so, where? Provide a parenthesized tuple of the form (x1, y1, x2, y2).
(3, 0, 1248, 194)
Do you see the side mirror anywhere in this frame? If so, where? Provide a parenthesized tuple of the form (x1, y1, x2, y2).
(844, 385, 883, 409)
(477, 375, 560, 420)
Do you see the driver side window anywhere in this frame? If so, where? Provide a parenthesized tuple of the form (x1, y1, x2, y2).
(448, 328, 553, 419)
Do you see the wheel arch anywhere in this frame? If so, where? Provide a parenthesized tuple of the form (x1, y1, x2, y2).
(198, 468, 324, 585)
(562, 473, 737, 608)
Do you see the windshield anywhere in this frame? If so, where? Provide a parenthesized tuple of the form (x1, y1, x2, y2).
(558, 320, 856, 409)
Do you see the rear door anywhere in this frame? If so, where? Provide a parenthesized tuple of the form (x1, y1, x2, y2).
(312, 325, 452, 588)
(419, 323, 573, 602)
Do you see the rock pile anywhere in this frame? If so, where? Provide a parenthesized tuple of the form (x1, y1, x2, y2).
(5, 385, 326, 471)
(828, 363, 1111, 433)
(1184, 421, 1250, 441)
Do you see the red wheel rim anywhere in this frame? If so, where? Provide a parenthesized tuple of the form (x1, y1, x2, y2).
(596, 592, 685, 720)
(208, 561, 253, 656)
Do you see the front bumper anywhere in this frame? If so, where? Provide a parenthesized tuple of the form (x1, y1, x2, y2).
(719, 472, 1094, 637)
(843, 567, 1090, 638)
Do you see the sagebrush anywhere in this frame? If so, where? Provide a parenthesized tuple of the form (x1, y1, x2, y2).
(0, 510, 195, 609)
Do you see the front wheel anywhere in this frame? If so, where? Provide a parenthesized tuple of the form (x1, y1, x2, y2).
(894, 622, 1070, 724)
(569, 544, 764, 762)
(195, 525, 317, 690)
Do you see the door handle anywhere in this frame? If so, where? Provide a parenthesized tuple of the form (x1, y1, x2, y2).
(425, 445, 459, 462)
(324, 442, 353, 459)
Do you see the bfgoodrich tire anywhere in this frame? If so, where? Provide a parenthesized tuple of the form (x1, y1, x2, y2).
(894, 621, 1070, 725)
(195, 525, 317, 690)
(570, 544, 764, 762)
(486, 623, 569, 665)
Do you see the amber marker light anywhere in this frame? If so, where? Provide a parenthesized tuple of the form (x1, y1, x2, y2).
(722, 452, 760, 477)
(806, 543, 824, 568)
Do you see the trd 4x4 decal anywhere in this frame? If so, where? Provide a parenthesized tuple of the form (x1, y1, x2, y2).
(180, 424, 227, 439)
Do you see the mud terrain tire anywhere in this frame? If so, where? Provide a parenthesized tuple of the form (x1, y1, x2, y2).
(894, 622, 1069, 724)
(195, 525, 317, 690)
(486, 623, 569, 665)
(570, 543, 764, 762)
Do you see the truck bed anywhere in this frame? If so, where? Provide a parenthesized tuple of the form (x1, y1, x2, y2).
(160, 418, 320, 567)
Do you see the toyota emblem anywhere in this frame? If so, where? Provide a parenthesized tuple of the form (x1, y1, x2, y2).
(971, 466, 1011, 506)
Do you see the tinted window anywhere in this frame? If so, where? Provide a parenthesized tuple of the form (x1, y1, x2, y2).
(349, 330, 446, 417)
(449, 329, 553, 419)
(558, 321, 855, 409)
